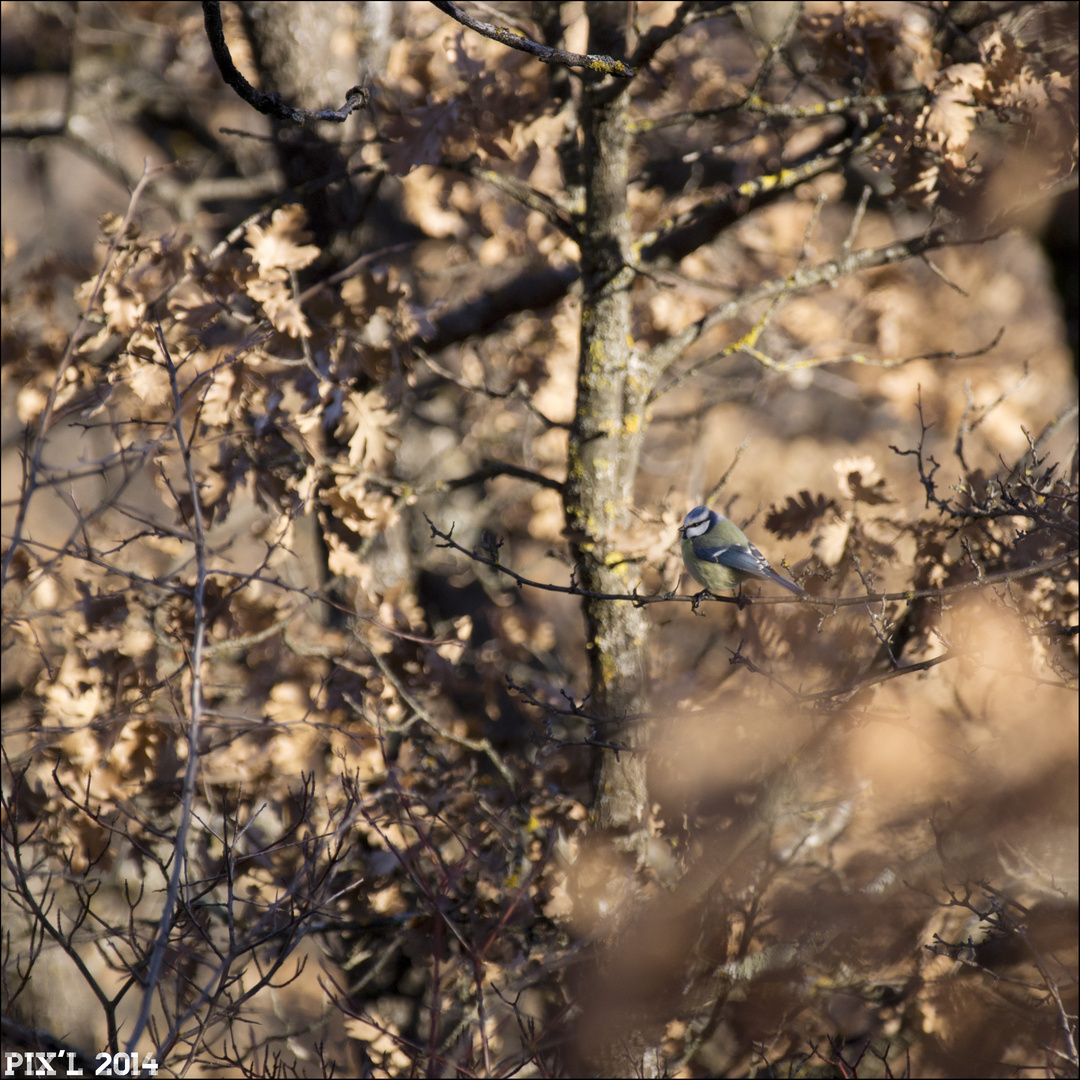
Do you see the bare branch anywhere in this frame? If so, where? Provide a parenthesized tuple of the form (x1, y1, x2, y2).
(426, 514, 1077, 609)
(368, 648, 517, 791)
(202, 1, 370, 123)
(630, 2, 728, 71)
(632, 88, 929, 134)
(125, 327, 213, 1055)
(431, 1, 636, 77)
(645, 227, 973, 397)
(443, 157, 579, 237)
(1, 163, 162, 590)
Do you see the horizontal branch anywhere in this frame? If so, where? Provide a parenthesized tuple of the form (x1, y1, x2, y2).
(442, 462, 565, 493)
(426, 516, 1077, 609)
(633, 88, 929, 134)
(422, 264, 580, 352)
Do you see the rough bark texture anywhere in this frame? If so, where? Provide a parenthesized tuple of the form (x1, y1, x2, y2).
(564, 3, 651, 845)
(563, 5, 664, 1074)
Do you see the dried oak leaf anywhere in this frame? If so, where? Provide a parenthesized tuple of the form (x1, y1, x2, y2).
(244, 205, 320, 272)
(766, 491, 838, 539)
(102, 280, 146, 335)
(246, 276, 310, 338)
(923, 63, 986, 161)
(338, 389, 397, 472)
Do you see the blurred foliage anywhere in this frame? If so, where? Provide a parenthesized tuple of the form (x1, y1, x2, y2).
(1, 2, 1077, 1077)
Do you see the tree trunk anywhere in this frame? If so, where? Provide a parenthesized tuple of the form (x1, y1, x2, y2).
(565, 2, 651, 847)
(239, 0, 365, 254)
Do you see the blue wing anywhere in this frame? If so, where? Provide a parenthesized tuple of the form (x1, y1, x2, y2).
(694, 540, 766, 577)
(695, 540, 805, 595)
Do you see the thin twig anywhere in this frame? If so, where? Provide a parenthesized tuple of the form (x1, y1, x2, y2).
(2, 163, 162, 590)
(125, 325, 212, 1054)
(368, 646, 517, 791)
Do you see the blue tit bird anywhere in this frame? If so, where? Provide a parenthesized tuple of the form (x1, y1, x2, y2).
(679, 505, 805, 596)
